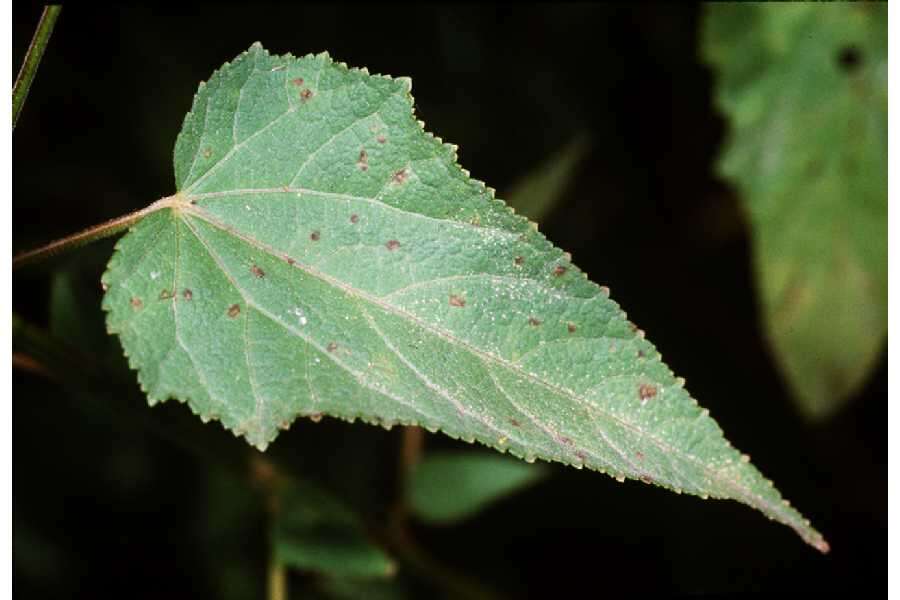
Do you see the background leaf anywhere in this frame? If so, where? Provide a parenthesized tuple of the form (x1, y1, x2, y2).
(702, 3, 887, 420)
(503, 135, 590, 222)
(273, 478, 396, 579)
(100, 44, 827, 551)
(408, 451, 547, 524)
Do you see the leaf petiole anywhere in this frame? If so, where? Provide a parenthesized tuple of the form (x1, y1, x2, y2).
(12, 194, 183, 269)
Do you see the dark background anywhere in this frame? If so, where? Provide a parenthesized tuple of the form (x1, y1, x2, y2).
(13, 4, 885, 598)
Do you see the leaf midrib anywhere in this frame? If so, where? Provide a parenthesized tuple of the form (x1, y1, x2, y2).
(168, 202, 817, 546)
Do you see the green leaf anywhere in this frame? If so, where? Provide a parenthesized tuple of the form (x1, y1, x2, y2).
(504, 135, 589, 222)
(409, 451, 546, 524)
(273, 479, 395, 579)
(703, 3, 887, 420)
(101, 43, 828, 552)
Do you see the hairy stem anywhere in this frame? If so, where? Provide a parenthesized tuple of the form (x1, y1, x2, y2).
(13, 5, 62, 130)
(13, 195, 180, 269)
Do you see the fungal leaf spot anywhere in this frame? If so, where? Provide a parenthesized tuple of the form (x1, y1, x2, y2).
(357, 148, 369, 171)
(639, 384, 657, 403)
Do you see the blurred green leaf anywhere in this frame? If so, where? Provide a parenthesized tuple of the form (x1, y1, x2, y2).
(274, 479, 396, 579)
(703, 3, 887, 420)
(409, 451, 547, 524)
(504, 135, 589, 222)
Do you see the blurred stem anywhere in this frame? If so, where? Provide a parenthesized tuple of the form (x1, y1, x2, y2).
(12, 352, 54, 380)
(251, 455, 288, 600)
(13, 5, 61, 130)
(381, 524, 503, 600)
(267, 553, 286, 600)
(384, 426, 503, 600)
(400, 426, 425, 475)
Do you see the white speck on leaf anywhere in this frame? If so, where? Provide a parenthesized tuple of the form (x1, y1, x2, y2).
(290, 307, 308, 326)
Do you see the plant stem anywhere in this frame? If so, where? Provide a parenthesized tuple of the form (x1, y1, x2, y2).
(13, 5, 62, 130)
(13, 195, 180, 269)
(400, 426, 425, 474)
(267, 553, 287, 600)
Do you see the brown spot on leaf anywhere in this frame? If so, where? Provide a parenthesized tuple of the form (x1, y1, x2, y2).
(449, 294, 466, 307)
(640, 475, 654, 484)
(357, 148, 368, 171)
(101, 282, 109, 292)
(227, 304, 241, 318)
(278, 420, 292, 431)
(251, 265, 265, 278)
(202, 147, 212, 159)
(600, 286, 610, 296)
(309, 413, 323, 423)
(287, 257, 296, 266)
(636, 451, 645, 461)
(326, 342, 338, 353)
(637, 350, 645, 358)
(130, 297, 143, 310)
(639, 384, 657, 401)
(514, 256, 524, 266)
(553, 265, 567, 277)
(182, 289, 193, 301)
(392, 168, 408, 184)
(291, 77, 304, 86)
(300, 88, 313, 101)
(558, 436, 573, 445)
(567, 322, 577, 333)
(376, 134, 386, 144)
(510, 418, 521, 427)
(528, 317, 542, 327)
(385, 239, 401, 251)
(310, 230, 320, 242)
(350, 214, 359, 224)
(575, 450, 588, 461)
(159, 289, 174, 300)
